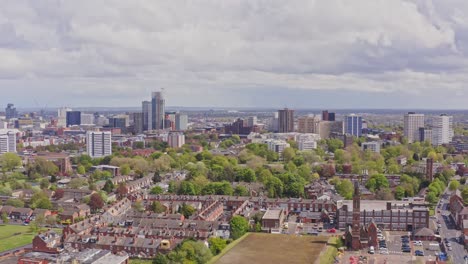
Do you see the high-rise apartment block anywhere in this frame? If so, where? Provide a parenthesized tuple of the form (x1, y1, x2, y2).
(432, 114, 453, 146)
(419, 127, 432, 144)
(175, 113, 188, 131)
(343, 114, 363, 137)
(247, 116, 257, 127)
(278, 108, 294, 133)
(404, 112, 425, 143)
(5, 104, 17, 120)
(86, 131, 112, 158)
(66, 111, 81, 127)
(152, 91, 165, 130)
(167, 132, 185, 148)
(0, 130, 16, 154)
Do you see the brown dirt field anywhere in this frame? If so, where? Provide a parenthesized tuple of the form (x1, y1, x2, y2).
(215, 233, 328, 264)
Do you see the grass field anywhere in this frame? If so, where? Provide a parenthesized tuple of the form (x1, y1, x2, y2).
(0, 225, 61, 252)
(129, 259, 153, 264)
(214, 233, 328, 264)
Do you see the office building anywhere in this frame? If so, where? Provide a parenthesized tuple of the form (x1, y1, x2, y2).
(80, 113, 94, 125)
(152, 91, 165, 130)
(167, 132, 185, 148)
(432, 114, 453, 146)
(361, 142, 381, 153)
(322, 110, 336, 121)
(57, 107, 71, 127)
(165, 111, 177, 130)
(418, 127, 432, 144)
(265, 139, 290, 160)
(86, 131, 112, 158)
(109, 116, 128, 130)
(297, 115, 320, 133)
(404, 112, 425, 143)
(175, 113, 188, 131)
(5, 104, 17, 120)
(66, 111, 81, 127)
(278, 108, 294, 133)
(318, 121, 343, 139)
(343, 114, 363, 137)
(142, 101, 152, 131)
(0, 130, 16, 154)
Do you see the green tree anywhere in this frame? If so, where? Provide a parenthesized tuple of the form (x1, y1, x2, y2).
(426, 192, 437, 204)
(282, 148, 296, 163)
(150, 186, 164, 195)
(178, 203, 196, 218)
(1, 153, 22, 173)
(230, 215, 249, 239)
(234, 185, 249, 196)
(102, 180, 114, 193)
(365, 174, 389, 192)
(151, 201, 166, 213)
(133, 200, 145, 212)
(120, 164, 131, 175)
(6, 198, 24, 207)
(336, 179, 354, 199)
(209, 237, 227, 255)
(1, 212, 8, 224)
(449, 180, 460, 191)
(152, 254, 168, 264)
(179, 240, 213, 264)
(394, 186, 405, 200)
(326, 138, 344, 153)
(76, 165, 86, 174)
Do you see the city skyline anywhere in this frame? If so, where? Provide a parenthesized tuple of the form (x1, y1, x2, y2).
(1, 1, 468, 109)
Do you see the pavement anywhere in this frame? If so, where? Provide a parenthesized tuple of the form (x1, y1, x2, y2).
(437, 191, 467, 264)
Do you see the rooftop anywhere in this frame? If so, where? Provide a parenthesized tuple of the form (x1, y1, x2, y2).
(262, 209, 283, 220)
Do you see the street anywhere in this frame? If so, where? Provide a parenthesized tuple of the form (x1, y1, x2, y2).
(437, 192, 466, 264)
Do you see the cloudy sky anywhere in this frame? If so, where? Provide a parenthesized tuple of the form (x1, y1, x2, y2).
(1, 0, 468, 109)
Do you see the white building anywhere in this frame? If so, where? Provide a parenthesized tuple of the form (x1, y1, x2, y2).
(298, 140, 317, 151)
(86, 131, 112, 158)
(167, 132, 185, 148)
(361, 141, 381, 153)
(432, 114, 453, 146)
(247, 116, 258, 127)
(404, 112, 425, 143)
(57, 107, 71, 127)
(0, 130, 16, 154)
(265, 139, 290, 160)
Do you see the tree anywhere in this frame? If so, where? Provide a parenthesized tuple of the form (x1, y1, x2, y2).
(179, 240, 213, 264)
(6, 198, 24, 207)
(150, 186, 164, 195)
(133, 200, 145, 212)
(40, 178, 49, 189)
(152, 254, 168, 264)
(178, 203, 196, 218)
(151, 201, 166, 213)
(449, 180, 460, 191)
(395, 186, 405, 200)
(103, 180, 115, 193)
(120, 164, 131, 175)
(209, 237, 227, 255)
(265, 176, 284, 198)
(365, 174, 389, 192)
(282, 148, 296, 163)
(76, 165, 86, 174)
(29, 220, 41, 234)
(31, 191, 52, 209)
(1, 212, 8, 224)
(326, 138, 344, 153)
(230, 215, 249, 239)
(336, 179, 354, 199)
(426, 192, 437, 204)
(0, 153, 22, 172)
(53, 189, 65, 199)
(116, 183, 128, 198)
(234, 185, 249, 196)
(88, 193, 104, 212)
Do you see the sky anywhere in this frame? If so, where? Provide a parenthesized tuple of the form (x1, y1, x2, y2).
(1, 0, 468, 109)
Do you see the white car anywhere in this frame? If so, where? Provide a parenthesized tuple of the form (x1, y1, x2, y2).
(380, 249, 389, 255)
(413, 240, 423, 246)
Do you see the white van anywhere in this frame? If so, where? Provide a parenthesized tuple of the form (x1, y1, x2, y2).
(369, 246, 375, 254)
(428, 243, 440, 251)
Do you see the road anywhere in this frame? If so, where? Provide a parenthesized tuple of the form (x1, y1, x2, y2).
(437, 192, 466, 264)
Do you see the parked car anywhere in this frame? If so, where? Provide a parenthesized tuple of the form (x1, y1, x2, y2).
(415, 250, 424, 256)
(327, 228, 336, 233)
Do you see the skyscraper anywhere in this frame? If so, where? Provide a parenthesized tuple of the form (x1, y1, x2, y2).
(278, 108, 294, 133)
(403, 112, 425, 143)
(66, 111, 81, 127)
(142, 101, 152, 131)
(86, 131, 112, 158)
(5, 104, 17, 119)
(432, 114, 453, 146)
(343, 114, 363, 137)
(151, 91, 165, 130)
(297, 115, 320, 133)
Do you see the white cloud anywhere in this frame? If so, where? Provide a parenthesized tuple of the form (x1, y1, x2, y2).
(0, 0, 467, 107)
